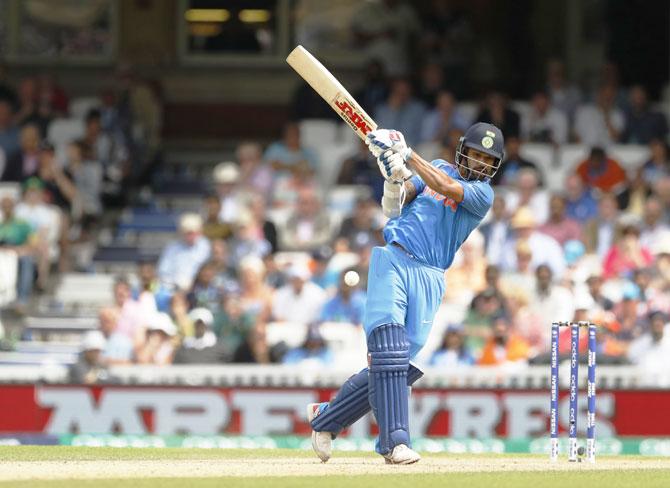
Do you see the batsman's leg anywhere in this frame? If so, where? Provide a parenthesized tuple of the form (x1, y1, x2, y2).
(307, 364, 423, 462)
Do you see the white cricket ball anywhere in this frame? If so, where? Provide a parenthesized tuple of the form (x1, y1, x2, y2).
(344, 270, 360, 287)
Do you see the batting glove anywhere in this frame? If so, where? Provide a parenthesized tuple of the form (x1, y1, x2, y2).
(366, 129, 412, 162)
(378, 149, 412, 183)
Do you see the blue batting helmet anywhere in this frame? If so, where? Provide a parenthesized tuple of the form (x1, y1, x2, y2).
(454, 122, 505, 181)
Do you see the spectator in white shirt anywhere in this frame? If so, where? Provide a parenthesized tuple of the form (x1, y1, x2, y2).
(574, 84, 625, 147)
(545, 59, 582, 121)
(640, 197, 669, 249)
(272, 263, 327, 325)
(480, 194, 512, 267)
(182, 308, 217, 350)
(213, 162, 243, 224)
(528, 264, 575, 351)
(627, 311, 670, 378)
(504, 168, 549, 225)
(523, 90, 568, 144)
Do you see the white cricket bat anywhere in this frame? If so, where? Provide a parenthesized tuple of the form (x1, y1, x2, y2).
(286, 45, 377, 141)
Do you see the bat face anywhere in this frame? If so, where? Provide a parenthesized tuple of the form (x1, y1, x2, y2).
(333, 93, 375, 138)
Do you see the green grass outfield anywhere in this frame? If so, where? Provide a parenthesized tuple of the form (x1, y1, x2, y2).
(0, 446, 669, 488)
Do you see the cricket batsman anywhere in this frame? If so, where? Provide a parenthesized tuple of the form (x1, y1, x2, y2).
(307, 122, 505, 464)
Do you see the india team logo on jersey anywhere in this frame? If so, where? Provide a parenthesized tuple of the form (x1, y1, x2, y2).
(422, 187, 458, 212)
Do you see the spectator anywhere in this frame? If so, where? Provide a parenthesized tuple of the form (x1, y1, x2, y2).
(282, 324, 333, 366)
(420, 90, 469, 143)
(501, 240, 536, 298)
(501, 206, 566, 278)
(622, 85, 668, 144)
(81, 108, 127, 172)
(280, 187, 334, 252)
(538, 194, 583, 245)
(480, 194, 512, 266)
(491, 137, 543, 187)
(187, 261, 224, 312)
(98, 307, 133, 365)
(612, 282, 647, 343)
(574, 85, 625, 146)
(112, 276, 144, 342)
(336, 140, 383, 201)
(272, 263, 327, 325)
(157, 213, 211, 290)
(564, 174, 599, 223)
(545, 59, 582, 121)
(504, 168, 548, 224)
(229, 210, 272, 262)
(208, 239, 237, 290)
(522, 90, 568, 144)
(320, 269, 366, 326)
(247, 194, 278, 254)
(584, 193, 620, 258)
(463, 287, 505, 356)
(212, 162, 243, 225)
(528, 264, 575, 347)
(338, 198, 383, 251)
(37, 74, 68, 117)
(3, 123, 41, 182)
(575, 147, 627, 194)
(14, 177, 60, 290)
(354, 59, 389, 115)
(429, 325, 475, 367)
(238, 141, 274, 195)
(133, 260, 172, 313)
(416, 61, 445, 107)
(69, 330, 109, 384)
(233, 325, 272, 364)
(445, 229, 487, 305)
(439, 127, 465, 164)
(0, 196, 37, 310)
(309, 246, 338, 292)
(0, 98, 20, 164)
(182, 308, 217, 350)
(202, 193, 233, 241)
(374, 78, 426, 146)
(214, 291, 256, 354)
(478, 314, 531, 366)
(15, 78, 51, 135)
(264, 122, 318, 178)
(351, 1, 420, 77)
(640, 197, 669, 249)
(638, 139, 670, 194)
(136, 312, 177, 365)
(475, 91, 520, 138)
(238, 255, 273, 322)
(627, 311, 670, 375)
(586, 274, 615, 312)
(65, 140, 103, 219)
(602, 220, 653, 280)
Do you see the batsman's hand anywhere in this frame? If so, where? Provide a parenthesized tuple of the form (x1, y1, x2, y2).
(366, 129, 412, 161)
(378, 149, 412, 183)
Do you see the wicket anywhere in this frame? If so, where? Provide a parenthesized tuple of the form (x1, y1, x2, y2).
(549, 321, 597, 463)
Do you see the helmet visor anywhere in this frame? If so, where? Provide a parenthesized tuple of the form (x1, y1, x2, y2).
(456, 147, 501, 181)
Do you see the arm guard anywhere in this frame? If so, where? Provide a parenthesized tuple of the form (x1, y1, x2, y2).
(382, 180, 406, 218)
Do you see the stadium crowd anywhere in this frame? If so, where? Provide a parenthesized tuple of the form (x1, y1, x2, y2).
(0, 44, 669, 384)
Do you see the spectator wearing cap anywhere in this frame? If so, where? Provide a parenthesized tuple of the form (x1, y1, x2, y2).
(574, 84, 624, 147)
(627, 311, 670, 375)
(136, 312, 177, 365)
(491, 138, 543, 187)
(237, 141, 274, 194)
(622, 85, 668, 144)
(272, 263, 327, 325)
(430, 325, 475, 367)
(3, 123, 40, 182)
(575, 147, 627, 194)
(280, 187, 334, 252)
(564, 174, 598, 224)
(182, 308, 217, 350)
(15, 177, 60, 290)
(501, 206, 566, 279)
(478, 314, 531, 366)
(213, 161, 243, 224)
(480, 194, 512, 267)
(157, 213, 211, 290)
(0, 196, 37, 309)
(337, 198, 384, 251)
(264, 122, 318, 178)
(602, 219, 653, 280)
(98, 306, 133, 365)
(522, 90, 568, 144)
(282, 324, 333, 367)
(0, 98, 20, 164)
(69, 330, 109, 384)
(503, 168, 549, 225)
(319, 269, 366, 326)
(202, 194, 233, 241)
(583, 193, 620, 258)
(538, 194, 583, 246)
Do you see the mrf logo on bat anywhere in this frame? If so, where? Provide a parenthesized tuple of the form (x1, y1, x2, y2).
(333, 93, 373, 136)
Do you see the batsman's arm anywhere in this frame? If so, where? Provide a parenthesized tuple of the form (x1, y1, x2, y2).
(405, 151, 464, 203)
(403, 179, 419, 204)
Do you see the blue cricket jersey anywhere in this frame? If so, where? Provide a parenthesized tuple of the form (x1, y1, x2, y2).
(383, 160, 494, 270)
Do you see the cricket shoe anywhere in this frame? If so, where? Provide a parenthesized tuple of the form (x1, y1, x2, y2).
(306, 402, 332, 463)
(383, 444, 421, 465)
